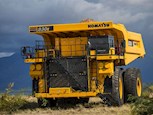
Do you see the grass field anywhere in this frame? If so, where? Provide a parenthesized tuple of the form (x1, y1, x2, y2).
(1, 83, 153, 115)
(12, 97, 131, 115)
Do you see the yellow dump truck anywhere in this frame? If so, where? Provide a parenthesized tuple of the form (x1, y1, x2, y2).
(21, 20, 145, 106)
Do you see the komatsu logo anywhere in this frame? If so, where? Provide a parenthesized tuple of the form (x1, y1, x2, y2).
(88, 23, 109, 28)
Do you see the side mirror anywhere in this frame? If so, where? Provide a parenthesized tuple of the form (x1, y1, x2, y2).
(121, 40, 126, 48)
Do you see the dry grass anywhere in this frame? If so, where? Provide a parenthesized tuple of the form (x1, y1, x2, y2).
(2, 83, 153, 115)
(0, 83, 131, 115)
(12, 97, 131, 115)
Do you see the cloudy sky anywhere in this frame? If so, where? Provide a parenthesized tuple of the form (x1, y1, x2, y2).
(0, 0, 153, 52)
(0, 0, 153, 81)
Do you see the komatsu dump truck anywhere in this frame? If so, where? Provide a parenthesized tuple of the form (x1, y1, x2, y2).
(21, 20, 145, 106)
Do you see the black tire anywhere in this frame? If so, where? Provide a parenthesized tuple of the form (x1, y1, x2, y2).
(79, 98, 89, 104)
(65, 98, 89, 104)
(112, 67, 124, 106)
(49, 98, 57, 107)
(124, 68, 142, 102)
(38, 98, 57, 107)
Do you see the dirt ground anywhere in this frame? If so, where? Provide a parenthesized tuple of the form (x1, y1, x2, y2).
(13, 96, 131, 115)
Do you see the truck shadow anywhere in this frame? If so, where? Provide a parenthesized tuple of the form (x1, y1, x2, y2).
(21, 101, 106, 110)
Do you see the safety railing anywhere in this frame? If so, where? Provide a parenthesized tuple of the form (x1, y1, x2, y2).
(21, 40, 87, 59)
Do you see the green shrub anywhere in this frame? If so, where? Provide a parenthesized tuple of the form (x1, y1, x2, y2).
(0, 83, 27, 113)
(128, 84, 153, 115)
(128, 96, 153, 115)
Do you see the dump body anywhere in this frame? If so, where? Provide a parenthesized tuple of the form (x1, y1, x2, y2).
(22, 21, 145, 101)
(28, 21, 145, 65)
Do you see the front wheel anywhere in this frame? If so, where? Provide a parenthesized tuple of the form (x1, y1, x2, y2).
(112, 67, 124, 106)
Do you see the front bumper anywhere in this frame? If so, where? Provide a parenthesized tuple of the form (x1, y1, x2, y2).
(35, 88, 97, 99)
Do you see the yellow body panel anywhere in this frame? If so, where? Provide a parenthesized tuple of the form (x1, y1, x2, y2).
(124, 53, 140, 65)
(35, 87, 97, 98)
(90, 60, 114, 93)
(29, 71, 43, 79)
(25, 58, 43, 63)
(98, 61, 114, 75)
(49, 87, 73, 94)
(57, 37, 87, 57)
(35, 92, 97, 98)
(29, 64, 43, 79)
(96, 55, 124, 60)
(29, 21, 112, 33)
(35, 50, 46, 58)
(38, 79, 45, 93)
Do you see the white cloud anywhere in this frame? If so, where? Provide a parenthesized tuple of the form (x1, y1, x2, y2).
(0, 0, 152, 26)
(117, 0, 151, 6)
(0, 52, 15, 58)
(0, 0, 153, 51)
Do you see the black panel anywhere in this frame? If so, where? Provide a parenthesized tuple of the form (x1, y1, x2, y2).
(46, 57, 88, 91)
(88, 35, 114, 54)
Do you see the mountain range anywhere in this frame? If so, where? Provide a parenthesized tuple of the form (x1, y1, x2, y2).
(0, 50, 152, 92)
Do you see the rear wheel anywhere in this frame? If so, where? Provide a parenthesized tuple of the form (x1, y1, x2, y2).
(112, 67, 124, 106)
(124, 68, 142, 102)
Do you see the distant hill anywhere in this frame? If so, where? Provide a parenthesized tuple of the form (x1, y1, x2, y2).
(0, 51, 31, 91)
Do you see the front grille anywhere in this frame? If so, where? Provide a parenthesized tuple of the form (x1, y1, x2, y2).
(46, 57, 88, 91)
